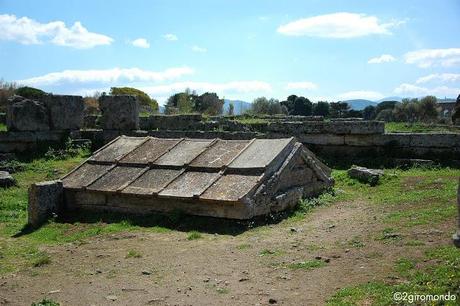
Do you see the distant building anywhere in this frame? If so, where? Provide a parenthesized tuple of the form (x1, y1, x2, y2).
(437, 98, 457, 118)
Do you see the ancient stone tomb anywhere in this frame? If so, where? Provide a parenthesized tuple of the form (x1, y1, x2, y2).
(59, 136, 333, 219)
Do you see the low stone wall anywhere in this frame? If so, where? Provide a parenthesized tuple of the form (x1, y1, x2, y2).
(0, 130, 68, 153)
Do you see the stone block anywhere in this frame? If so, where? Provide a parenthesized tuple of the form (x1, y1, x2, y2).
(99, 95, 139, 130)
(43, 95, 84, 130)
(28, 180, 63, 227)
(0, 171, 16, 187)
(6, 96, 49, 131)
(348, 166, 384, 186)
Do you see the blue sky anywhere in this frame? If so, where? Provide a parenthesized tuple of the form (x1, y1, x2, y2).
(1, 0, 459, 105)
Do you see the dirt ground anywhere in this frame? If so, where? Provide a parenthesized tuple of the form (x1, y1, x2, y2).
(0, 197, 454, 306)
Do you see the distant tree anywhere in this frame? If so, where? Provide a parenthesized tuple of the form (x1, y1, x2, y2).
(329, 102, 350, 118)
(312, 101, 330, 117)
(110, 87, 159, 113)
(363, 105, 376, 120)
(418, 95, 439, 123)
(375, 109, 394, 122)
(194, 92, 224, 115)
(345, 109, 364, 118)
(250, 97, 285, 115)
(0, 80, 17, 112)
(292, 96, 313, 116)
(15, 86, 47, 100)
(165, 92, 194, 114)
(280, 95, 298, 114)
(375, 100, 398, 115)
(83, 91, 102, 115)
(228, 102, 234, 116)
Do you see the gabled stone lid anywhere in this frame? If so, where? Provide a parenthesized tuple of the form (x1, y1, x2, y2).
(62, 136, 296, 203)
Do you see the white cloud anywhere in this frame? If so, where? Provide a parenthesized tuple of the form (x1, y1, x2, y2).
(394, 83, 460, 97)
(338, 90, 385, 100)
(163, 33, 178, 41)
(285, 81, 318, 90)
(277, 12, 401, 38)
(139, 81, 272, 97)
(131, 38, 150, 48)
(191, 45, 207, 53)
(416, 73, 460, 84)
(368, 54, 396, 64)
(17, 67, 194, 86)
(0, 14, 113, 48)
(404, 48, 460, 68)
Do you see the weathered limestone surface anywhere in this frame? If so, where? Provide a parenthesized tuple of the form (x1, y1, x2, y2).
(99, 95, 139, 130)
(43, 95, 84, 130)
(6, 96, 49, 131)
(28, 180, 63, 227)
(348, 166, 384, 186)
(0, 171, 15, 187)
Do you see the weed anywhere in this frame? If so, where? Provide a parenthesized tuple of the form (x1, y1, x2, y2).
(32, 252, 51, 267)
(126, 250, 142, 258)
(31, 299, 60, 306)
(187, 231, 202, 240)
(259, 249, 284, 257)
(236, 243, 251, 250)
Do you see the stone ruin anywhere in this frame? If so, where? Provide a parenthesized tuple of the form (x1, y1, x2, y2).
(7, 95, 84, 131)
(28, 136, 333, 225)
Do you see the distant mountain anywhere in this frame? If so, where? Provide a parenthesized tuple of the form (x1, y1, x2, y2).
(343, 99, 378, 110)
(376, 96, 403, 103)
(223, 99, 251, 115)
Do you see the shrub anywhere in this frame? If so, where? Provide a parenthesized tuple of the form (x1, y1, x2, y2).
(15, 86, 47, 100)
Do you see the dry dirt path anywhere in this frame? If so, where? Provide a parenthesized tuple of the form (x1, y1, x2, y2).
(0, 199, 453, 306)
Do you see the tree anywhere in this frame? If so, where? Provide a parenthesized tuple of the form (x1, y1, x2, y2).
(15, 86, 47, 100)
(418, 95, 439, 123)
(292, 96, 313, 116)
(110, 87, 159, 113)
(165, 92, 194, 114)
(194, 92, 224, 115)
(228, 102, 234, 116)
(363, 105, 376, 120)
(0, 80, 17, 112)
(375, 100, 398, 115)
(313, 101, 330, 117)
(329, 102, 350, 118)
(375, 109, 394, 122)
(250, 97, 285, 115)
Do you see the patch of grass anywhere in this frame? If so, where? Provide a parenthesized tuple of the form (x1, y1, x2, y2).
(289, 190, 339, 221)
(187, 231, 202, 240)
(216, 287, 230, 294)
(31, 299, 60, 306)
(0, 123, 6, 132)
(327, 246, 460, 305)
(125, 249, 142, 258)
(349, 237, 365, 248)
(288, 259, 326, 270)
(236, 243, 251, 250)
(405, 239, 425, 246)
(233, 117, 268, 125)
(259, 248, 284, 257)
(385, 122, 460, 133)
(377, 228, 402, 243)
(32, 252, 51, 267)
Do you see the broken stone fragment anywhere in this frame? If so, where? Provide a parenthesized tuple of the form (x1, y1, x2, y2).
(28, 180, 63, 227)
(347, 166, 384, 186)
(0, 171, 16, 187)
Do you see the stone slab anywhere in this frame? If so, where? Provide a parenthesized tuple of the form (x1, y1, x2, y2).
(43, 95, 84, 130)
(87, 166, 146, 192)
(229, 138, 293, 169)
(190, 140, 250, 168)
(122, 169, 182, 195)
(28, 180, 63, 227)
(159, 171, 220, 198)
(119, 138, 181, 164)
(62, 163, 113, 189)
(91, 136, 146, 162)
(154, 139, 213, 166)
(200, 174, 260, 202)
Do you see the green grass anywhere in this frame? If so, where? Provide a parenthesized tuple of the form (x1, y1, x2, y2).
(0, 123, 6, 132)
(31, 299, 60, 306)
(288, 259, 326, 270)
(233, 117, 268, 125)
(126, 249, 142, 258)
(259, 248, 284, 257)
(327, 246, 460, 305)
(187, 231, 202, 240)
(385, 122, 460, 133)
